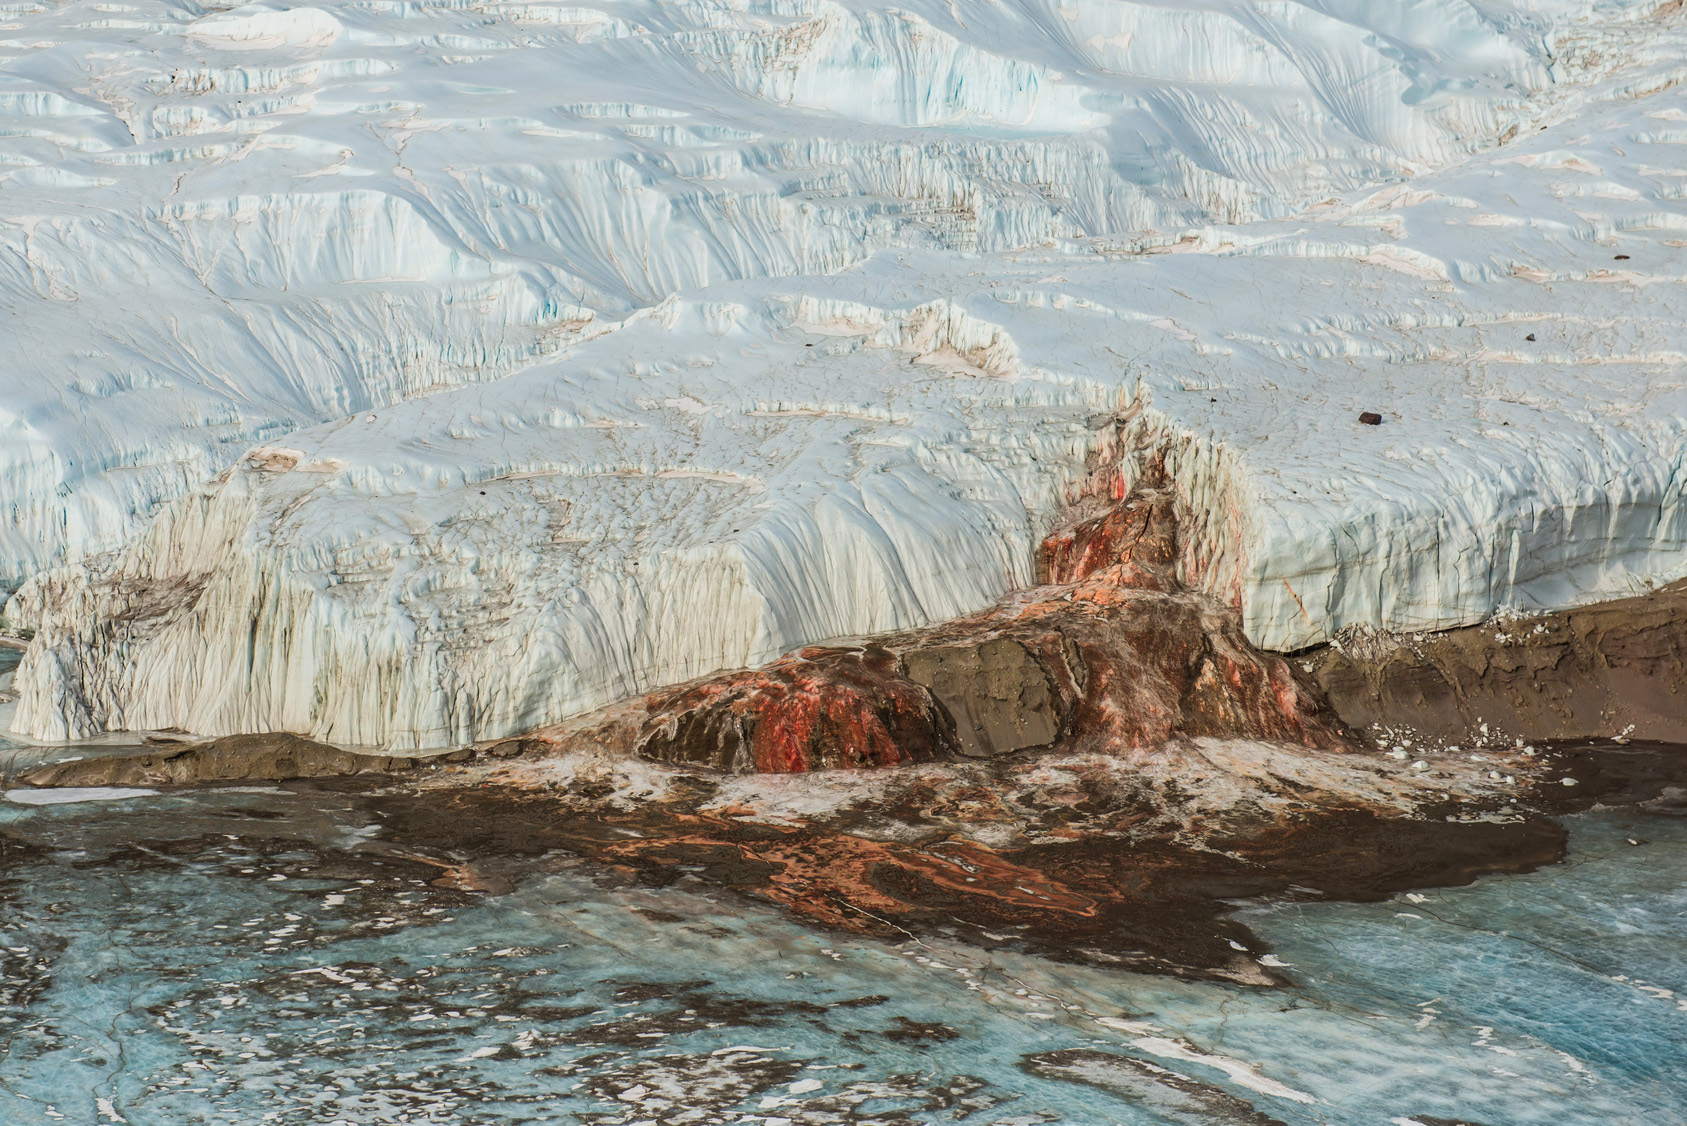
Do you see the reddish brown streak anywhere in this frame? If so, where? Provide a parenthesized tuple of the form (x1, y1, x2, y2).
(635, 462, 1350, 774)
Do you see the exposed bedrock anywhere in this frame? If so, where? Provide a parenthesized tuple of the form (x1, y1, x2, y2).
(18, 733, 424, 788)
(636, 468, 1349, 773)
(1309, 580, 1687, 745)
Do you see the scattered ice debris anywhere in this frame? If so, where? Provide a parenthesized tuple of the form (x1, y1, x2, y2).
(1126, 1037, 1318, 1104)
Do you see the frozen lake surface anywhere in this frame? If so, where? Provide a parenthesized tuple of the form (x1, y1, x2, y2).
(0, 780, 1679, 1125)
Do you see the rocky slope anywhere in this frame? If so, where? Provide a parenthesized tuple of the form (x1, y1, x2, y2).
(633, 462, 1347, 773)
(1310, 579, 1687, 745)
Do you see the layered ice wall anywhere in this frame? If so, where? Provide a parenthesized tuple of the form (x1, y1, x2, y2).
(6, 0, 1687, 745)
(6, 300, 1126, 744)
(0, 0, 1575, 589)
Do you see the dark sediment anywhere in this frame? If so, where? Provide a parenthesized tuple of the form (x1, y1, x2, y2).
(362, 751, 1601, 982)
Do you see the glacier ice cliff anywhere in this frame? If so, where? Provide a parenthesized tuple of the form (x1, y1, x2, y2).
(0, 0, 1608, 588)
(5, 0, 1687, 745)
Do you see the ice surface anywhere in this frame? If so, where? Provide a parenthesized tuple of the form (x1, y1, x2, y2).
(0, 0, 1573, 590)
(0, 784, 1680, 1123)
(3, 785, 158, 803)
(6, 0, 1687, 743)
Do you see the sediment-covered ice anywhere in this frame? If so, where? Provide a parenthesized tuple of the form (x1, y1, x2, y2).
(5, 0, 1687, 745)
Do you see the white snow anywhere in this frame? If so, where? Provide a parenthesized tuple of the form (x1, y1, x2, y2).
(186, 7, 344, 50)
(3, 0, 1687, 745)
(1127, 1035, 1320, 1103)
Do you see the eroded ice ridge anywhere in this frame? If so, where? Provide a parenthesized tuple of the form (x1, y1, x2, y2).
(6, 300, 1122, 744)
(0, 0, 1622, 589)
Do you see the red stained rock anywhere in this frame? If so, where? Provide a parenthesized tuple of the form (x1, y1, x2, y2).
(638, 644, 955, 773)
(1036, 466, 1179, 590)
(637, 468, 1351, 773)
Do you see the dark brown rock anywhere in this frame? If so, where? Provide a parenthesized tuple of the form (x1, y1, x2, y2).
(18, 732, 417, 788)
(1308, 580, 1687, 743)
(484, 738, 544, 759)
(901, 637, 1061, 757)
(1358, 411, 1383, 425)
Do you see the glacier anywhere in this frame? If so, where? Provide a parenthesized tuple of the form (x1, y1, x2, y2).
(0, 0, 1569, 592)
(5, 0, 1687, 745)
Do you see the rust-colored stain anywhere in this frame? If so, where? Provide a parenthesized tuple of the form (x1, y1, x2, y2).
(634, 470, 1350, 774)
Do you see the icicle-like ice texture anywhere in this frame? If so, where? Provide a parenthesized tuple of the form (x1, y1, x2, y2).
(4, 0, 1687, 746)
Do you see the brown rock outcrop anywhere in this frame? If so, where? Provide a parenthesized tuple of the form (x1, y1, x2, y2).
(637, 468, 1350, 773)
(633, 643, 955, 773)
(19, 732, 419, 787)
(1309, 579, 1687, 744)
(901, 637, 1061, 758)
(1035, 464, 1178, 589)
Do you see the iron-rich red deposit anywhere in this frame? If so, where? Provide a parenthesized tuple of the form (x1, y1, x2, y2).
(637, 463, 1349, 773)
